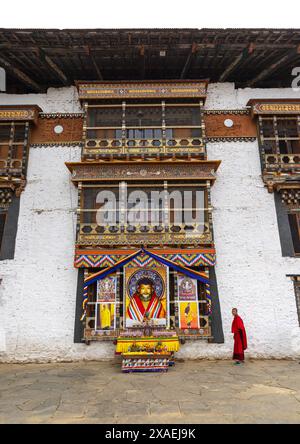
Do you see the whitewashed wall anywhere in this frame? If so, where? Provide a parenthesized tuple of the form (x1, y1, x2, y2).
(0, 84, 300, 362)
(0, 87, 114, 362)
(204, 83, 300, 360)
(0, 86, 82, 113)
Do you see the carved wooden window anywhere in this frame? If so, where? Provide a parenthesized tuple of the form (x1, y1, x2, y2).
(0, 122, 28, 175)
(0, 121, 28, 259)
(79, 183, 209, 247)
(83, 102, 205, 159)
(258, 116, 300, 159)
(277, 190, 300, 257)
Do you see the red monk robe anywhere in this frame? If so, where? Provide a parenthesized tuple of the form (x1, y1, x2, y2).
(127, 291, 166, 323)
(231, 315, 247, 361)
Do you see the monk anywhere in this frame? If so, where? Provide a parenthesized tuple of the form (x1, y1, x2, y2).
(231, 308, 247, 365)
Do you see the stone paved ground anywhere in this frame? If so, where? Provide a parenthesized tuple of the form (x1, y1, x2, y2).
(0, 359, 300, 424)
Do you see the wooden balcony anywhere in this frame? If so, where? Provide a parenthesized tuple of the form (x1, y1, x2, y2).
(263, 154, 300, 192)
(264, 154, 300, 170)
(77, 222, 212, 247)
(0, 158, 23, 175)
(83, 137, 205, 159)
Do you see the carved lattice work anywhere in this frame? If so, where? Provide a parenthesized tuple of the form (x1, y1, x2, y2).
(253, 107, 300, 192)
(0, 189, 13, 209)
(280, 189, 300, 207)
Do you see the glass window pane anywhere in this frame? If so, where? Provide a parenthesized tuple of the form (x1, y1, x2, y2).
(0, 125, 11, 143)
(126, 106, 162, 127)
(87, 108, 122, 127)
(165, 106, 200, 126)
(14, 125, 26, 142)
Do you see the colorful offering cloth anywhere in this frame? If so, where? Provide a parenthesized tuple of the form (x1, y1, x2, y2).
(116, 336, 180, 354)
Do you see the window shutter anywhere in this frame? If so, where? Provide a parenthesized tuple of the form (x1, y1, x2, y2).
(0, 213, 6, 252)
(288, 213, 300, 254)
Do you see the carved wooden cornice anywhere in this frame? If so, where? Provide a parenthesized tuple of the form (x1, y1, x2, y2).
(204, 109, 250, 115)
(263, 171, 300, 193)
(206, 137, 256, 142)
(0, 178, 26, 198)
(276, 182, 300, 192)
(66, 160, 221, 184)
(247, 98, 300, 117)
(30, 142, 83, 148)
(39, 113, 84, 119)
(76, 80, 209, 101)
(0, 105, 42, 125)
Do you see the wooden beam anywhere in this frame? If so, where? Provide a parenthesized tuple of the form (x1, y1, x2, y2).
(39, 50, 69, 85)
(248, 46, 300, 87)
(90, 54, 103, 80)
(139, 45, 145, 79)
(85, 46, 103, 80)
(0, 55, 42, 92)
(180, 42, 198, 79)
(219, 43, 255, 82)
(1, 42, 300, 53)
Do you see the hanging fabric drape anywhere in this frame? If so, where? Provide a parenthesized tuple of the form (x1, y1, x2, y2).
(84, 249, 143, 287)
(142, 249, 210, 284)
(80, 249, 142, 321)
